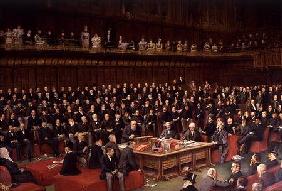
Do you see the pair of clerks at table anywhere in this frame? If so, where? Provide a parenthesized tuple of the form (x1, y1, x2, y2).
(160, 121, 201, 142)
(56, 140, 141, 191)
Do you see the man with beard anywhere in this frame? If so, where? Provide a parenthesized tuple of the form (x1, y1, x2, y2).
(160, 122, 176, 139)
(122, 120, 139, 143)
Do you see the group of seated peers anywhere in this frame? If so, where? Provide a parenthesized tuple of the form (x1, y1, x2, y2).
(183, 156, 282, 191)
(1, 77, 282, 190)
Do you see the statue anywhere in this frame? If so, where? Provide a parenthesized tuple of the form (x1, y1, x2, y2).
(81, 25, 90, 49)
(138, 38, 147, 51)
(91, 33, 101, 49)
(156, 38, 163, 52)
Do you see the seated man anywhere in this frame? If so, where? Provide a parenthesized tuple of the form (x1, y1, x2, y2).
(265, 151, 279, 169)
(59, 142, 81, 176)
(227, 162, 243, 186)
(105, 134, 121, 161)
(5, 125, 21, 160)
(121, 120, 139, 143)
(248, 153, 261, 175)
(76, 133, 88, 167)
(198, 168, 229, 191)
(238, 117, 264, 154)
(17, 122, 32, 161)
(183, 122, 201, 142)
(101, 147, 125, 191)
(257, 163, 275, 188)
(160, 122, 176, 139)
(233, 176, 248, 191)
(38, 122, 59, 156)
(118, 141, 139, 176)
(0, 147, 37, 184)
(88, 137, 103, 169)
(275, 160, 282, 182)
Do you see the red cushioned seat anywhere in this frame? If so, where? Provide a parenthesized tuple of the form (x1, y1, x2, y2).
(211, 148, 220, 164)
(265, 181, 282, 191)
(211, 135, 238, 164)
(54, 168, 144, 191)
(124, 171, 144, 191)
(246, 165, 280, 190)
(12, 183, 45, 191)
(270, 131, 281, 142)
(0, 166, 45, 191)
(226, 135, 238, 161)
(23, 158, 62, 186)
(40, 144, 54, 155)
(0, 166, 12, 185)
(250, 128, 269, 153)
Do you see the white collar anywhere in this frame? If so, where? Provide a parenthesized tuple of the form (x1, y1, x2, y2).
(182, 181, 193, 188)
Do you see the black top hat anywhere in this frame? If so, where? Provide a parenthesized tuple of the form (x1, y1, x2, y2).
(183, 172, 197, 183)
(65, 141, 74, 150)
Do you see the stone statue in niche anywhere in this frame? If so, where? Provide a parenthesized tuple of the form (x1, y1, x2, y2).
(165, 40, 171, 51)
(203, 42, 211, 52)
(191, 43, 198, 53)
(81, 25, 90, 49)
(147, 39, 156, 52)
(156, 38, 163, 52)
(183, 41, 188, 52)
(138, 38, 147, 51)
(176, 41, 183, 52)
(91, 33, 101, 49)
(117, 36, 128, 50)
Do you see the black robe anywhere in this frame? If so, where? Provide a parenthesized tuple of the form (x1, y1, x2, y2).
(60, 152, 81, 176)
(88, 144, 103, 169)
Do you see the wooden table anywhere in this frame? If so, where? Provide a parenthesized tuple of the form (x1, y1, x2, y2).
(134, 142, 214, 180)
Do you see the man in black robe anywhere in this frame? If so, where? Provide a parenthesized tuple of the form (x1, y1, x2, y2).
(88, 138, 103, 169)
(60, 142, 80, 176)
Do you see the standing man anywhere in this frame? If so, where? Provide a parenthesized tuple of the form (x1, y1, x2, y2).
(100, 147, 125, 191)
(212, 118, 229, 163)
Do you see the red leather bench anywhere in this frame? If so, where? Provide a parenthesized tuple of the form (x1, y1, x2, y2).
(250, 128, 269, 153)
(265, 181, 282, 191)
(54, 168, 144, 191)
(0, 166, 45, 191)
(247, 165, 280, 190)
(211, 135, 238, 163)
(270, 131, 281, 142)
(22, 158, 62, 186)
